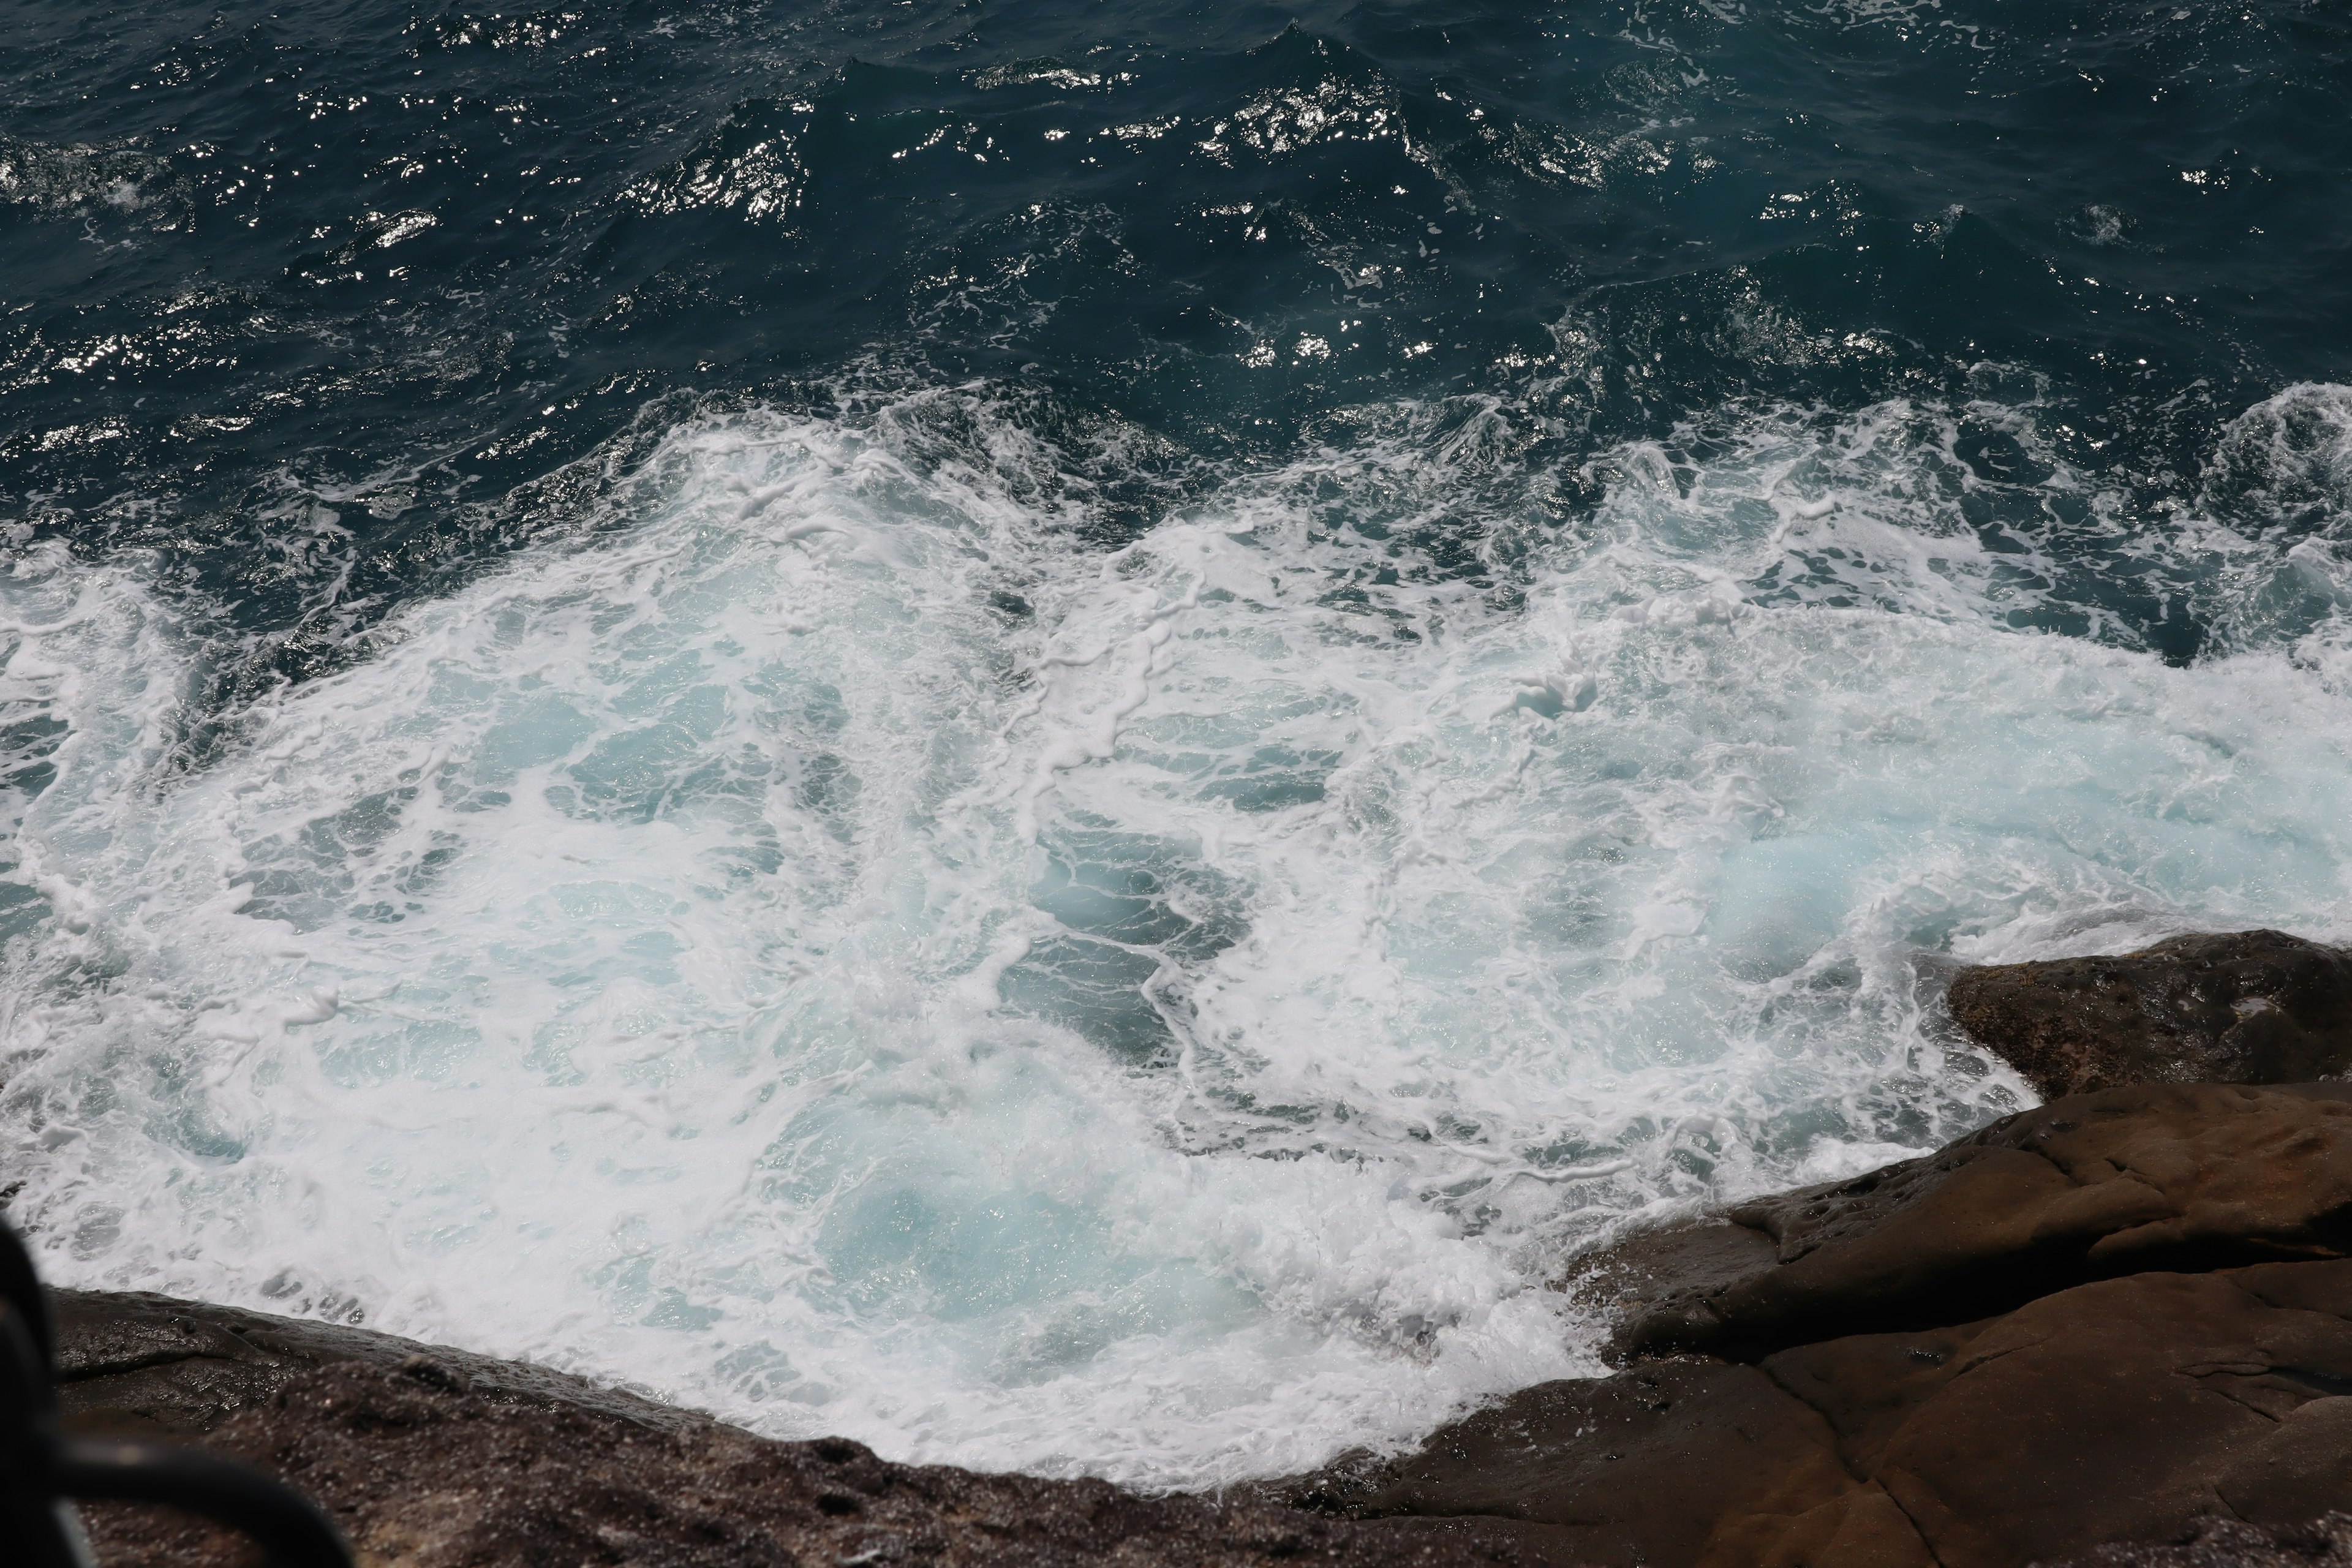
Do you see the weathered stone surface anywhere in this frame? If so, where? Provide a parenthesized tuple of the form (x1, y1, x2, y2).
(74, 1360, 1558, 1568)
(2040, 1513, 2352, 1566)
(51, 1287, 700, 1438)
(1275, 1356, 1934, 1568)
(1948, 930, 2352, 1098)
(1287, 1261, 2352, 1568)
(1575, 1082, 2352, 1360)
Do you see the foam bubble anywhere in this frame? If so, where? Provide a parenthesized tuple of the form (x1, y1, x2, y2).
(4, 385, 2351, 1486)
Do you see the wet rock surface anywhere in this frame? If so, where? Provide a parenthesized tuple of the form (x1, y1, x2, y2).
(1284, 1262, 2352, 1568)
(1274, 1355, 1921, 1568)
(2039, 1513, 2352, 1567)
(1573, 1081, 2352, 1361)
(1251, 1080, 2352, 1566)
(52, 1287, 699, 1439)
(52, 1296, 1550, 1568)
(1947, 930, 2352, 1099)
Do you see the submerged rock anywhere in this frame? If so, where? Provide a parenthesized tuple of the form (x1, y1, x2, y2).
(1288, 1262, 2352, 1568)
(1947, 930, 2352, 1098)
(1577, 1081, 2352, 1361)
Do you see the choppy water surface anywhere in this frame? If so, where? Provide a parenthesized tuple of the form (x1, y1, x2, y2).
(4, 0, 2350, 1485)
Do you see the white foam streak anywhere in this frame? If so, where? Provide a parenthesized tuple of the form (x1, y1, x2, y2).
(3, 386, 2351, 1486)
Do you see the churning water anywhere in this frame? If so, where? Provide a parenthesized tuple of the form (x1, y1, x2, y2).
(4, 0, 2350, 1488)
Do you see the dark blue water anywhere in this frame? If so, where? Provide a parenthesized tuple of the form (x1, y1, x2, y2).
(9, 0, 2348, 685)
(6, 0, 2352, 1484)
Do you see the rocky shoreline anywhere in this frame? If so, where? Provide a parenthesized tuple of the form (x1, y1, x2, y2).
(55, 1292, 1553, 1567)
(1275, 1082, 2352, 1567)
(42, 930, 2352, 1567)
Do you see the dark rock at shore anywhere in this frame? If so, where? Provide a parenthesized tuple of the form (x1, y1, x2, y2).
(1575, 1081, 2352, 1361)
(1283, 1261, 2352, 1568)
(1947, 930, 2352, 1098)
(77, 1360, 1560, 1568)
(1273, 1355, 1922, 1567)
(2039, 1513, 2352, 1567)
(69, 1231, 2352, 1568)
(57, 1296, 1553, 1568)
(2032, 1523, 2352, 1568)
(51, 1287, 700, 1439)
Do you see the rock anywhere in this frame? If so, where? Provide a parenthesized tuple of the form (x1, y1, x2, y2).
(2038, 1513, 2352, 1566)
(50, 1287, 701, 1438)
(1947, 930, 2352, 1098)
(1287, 1261, 2352, 1568)
(74, 1359, 1556, 1568)
(1575, 1082, 2352, 1360)
(1567, 1215, 1777, 1330)
(1275, 1355, 1931, 1568)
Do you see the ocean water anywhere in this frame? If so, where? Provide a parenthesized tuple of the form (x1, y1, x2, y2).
(4, 0, 2351, 1488)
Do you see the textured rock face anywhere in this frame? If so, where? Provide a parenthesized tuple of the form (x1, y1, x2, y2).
(1289, 1262, 2352, 1568)
(1280, 1356, 1931, 1568)
(1262, 1082, 2352, 1565)
(1947, 930, 2352, 1098)
(56, 1302, 1550, 1568)
(51, 1287, 698, 1438)
(1579, 1082, 2352, 1361)
(2041, 1513, 2352, 1566)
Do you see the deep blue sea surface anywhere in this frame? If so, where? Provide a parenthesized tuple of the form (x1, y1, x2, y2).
(4, 0, 2350, 1482)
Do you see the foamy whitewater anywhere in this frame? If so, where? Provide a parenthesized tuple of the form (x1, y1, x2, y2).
(4, 379, 2350, 1483)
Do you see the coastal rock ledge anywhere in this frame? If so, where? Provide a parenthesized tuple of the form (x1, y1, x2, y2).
(43, 1087, 2352, 1567)
(1945, 930, 2352, 1098)
(53, 1294, 1550, 1568)
(1268, 1080, 2352, 1568)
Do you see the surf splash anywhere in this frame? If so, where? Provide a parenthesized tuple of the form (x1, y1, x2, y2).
(5, 377, 2350, 1485)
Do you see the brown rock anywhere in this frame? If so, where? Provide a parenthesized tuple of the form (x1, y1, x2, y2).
(1280, 1357, 1935, 1568)
(73, 1360, 1559, 1568)
(1947, 930, 2352, 1098)
(1289, 1261, 2352, 1568)
(1577, 1082, 2352, 1360)
(50, 1287, 700, 1438)
(2040, 1513, 2352, 1566)
(1768, 1265, 2352, 1564)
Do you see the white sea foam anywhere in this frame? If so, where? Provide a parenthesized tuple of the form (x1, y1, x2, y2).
(3, 382, 2350, 1487)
